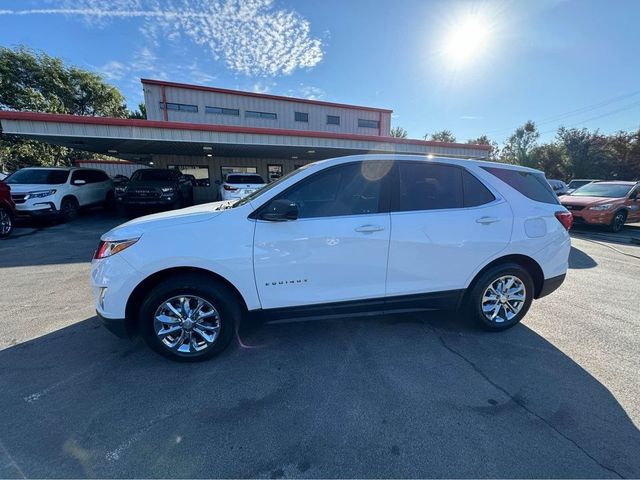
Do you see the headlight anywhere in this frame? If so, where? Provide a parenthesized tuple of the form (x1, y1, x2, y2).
(27, 189, 57, 199)
(94, 238, 139, 259)
(588, 204, 612, 211)
(115, 186, 127, 194)
(161, 187, 174, 193)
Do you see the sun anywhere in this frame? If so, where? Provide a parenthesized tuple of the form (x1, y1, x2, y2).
(442, 15, 491, 66)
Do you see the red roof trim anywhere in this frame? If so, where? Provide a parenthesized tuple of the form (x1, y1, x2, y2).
(141, 78, 394, 114)
(0, 111, 491, 151)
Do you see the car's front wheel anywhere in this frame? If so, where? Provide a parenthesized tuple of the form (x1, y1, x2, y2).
(60, 197, 79, 222)
(466, 263, 534, 331)
(0, 207, 13, 238)
(609, 210, 626, 233)
(138, 274, 240, 361)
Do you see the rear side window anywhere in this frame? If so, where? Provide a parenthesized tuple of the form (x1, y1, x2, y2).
(462, 170, 495, 207)
(395, 163, 463, 211)
(482, 167, 559, 205)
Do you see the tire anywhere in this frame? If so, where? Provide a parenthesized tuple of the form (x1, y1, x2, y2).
(103, 191, 115, 211)
(138, 274, 241, 362)
(465, 263, 534, 331)
(609, 210, 626, 233)
(60, 197, 79, 222)
(0, 207, 13, 238)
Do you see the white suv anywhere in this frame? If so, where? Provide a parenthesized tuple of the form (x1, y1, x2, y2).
(92, 155, 571, 362)
(218, 173, 266, 201)
(6, 167, 114, 221)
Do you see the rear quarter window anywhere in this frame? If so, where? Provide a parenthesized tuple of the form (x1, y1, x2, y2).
(462, 170, 495, 207)
(482, 167, 559, 205)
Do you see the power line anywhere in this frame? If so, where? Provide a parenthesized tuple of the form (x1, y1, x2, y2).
(538, 100, 640, 135)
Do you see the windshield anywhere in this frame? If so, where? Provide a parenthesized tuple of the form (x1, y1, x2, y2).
(5, 169, 69, 185)
(226, 174, 265, 184)
(231, 164, 313, 208)
(131, 170, 175, 182)
(568, 180, 593, 189)
(571, 183, 632, 198)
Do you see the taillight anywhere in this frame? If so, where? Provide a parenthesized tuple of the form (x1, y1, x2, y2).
(555, 211, 573, 231)
(223, 184, 238, 191)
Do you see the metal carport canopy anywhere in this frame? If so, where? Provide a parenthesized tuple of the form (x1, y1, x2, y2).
(0, 111, 491, 161)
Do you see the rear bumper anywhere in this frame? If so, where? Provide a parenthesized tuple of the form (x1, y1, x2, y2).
(537, 274, 566, 299)
(97, 311, 131, 338)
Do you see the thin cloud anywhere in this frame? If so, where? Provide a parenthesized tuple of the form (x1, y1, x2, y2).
(460, 115, 483, 120)
(4, 0, 324, 76)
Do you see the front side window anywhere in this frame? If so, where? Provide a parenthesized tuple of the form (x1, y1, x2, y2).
(482, 167, 559, 204)
(5, 169, 69, 185)
(395, 163, 463, 212)
(273, 161, 390, 219)
(327, 115, 340, 125)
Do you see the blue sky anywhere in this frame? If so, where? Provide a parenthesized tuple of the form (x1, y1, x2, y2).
(1, 0, 639, 144)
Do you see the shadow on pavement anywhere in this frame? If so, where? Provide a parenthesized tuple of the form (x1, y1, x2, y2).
(1, 312, 638, 478)
(568, 246, 598, 269)
(0, 210, 124, 268)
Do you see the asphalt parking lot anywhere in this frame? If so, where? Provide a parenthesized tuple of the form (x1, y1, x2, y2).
(1, 212, 639, 478)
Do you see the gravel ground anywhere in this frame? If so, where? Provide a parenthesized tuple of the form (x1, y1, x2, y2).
(0, 212, 639, 478)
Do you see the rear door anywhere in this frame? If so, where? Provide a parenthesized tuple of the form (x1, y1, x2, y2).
(386, 162, 512, 297)
(253, 161, 392, 309)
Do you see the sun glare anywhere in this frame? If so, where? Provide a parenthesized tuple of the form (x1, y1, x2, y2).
(442, 15, 491, 66)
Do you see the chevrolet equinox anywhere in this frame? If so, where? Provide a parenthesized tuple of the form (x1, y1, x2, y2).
(92, 155, 572, 361)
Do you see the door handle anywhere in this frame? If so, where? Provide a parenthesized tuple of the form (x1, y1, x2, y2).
(476, 216, 501, 224)
(355, 224, 385, 233)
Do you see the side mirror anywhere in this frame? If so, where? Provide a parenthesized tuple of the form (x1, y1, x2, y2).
(260, 199, 298, 222)
(72, 179, 86, 186)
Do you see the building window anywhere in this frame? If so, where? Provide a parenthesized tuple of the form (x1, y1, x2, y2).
(221, 166, 258, 179)
(268, 164, 283, 182)
(168, 165, 211, 187)
(245, 110, 277, 120)
(358, 119, 380, 129)
(295, 112, 309, 123)
(205, 106, 240, 116)
(159, 102, 198, 112)
(327, 115, 340, 125)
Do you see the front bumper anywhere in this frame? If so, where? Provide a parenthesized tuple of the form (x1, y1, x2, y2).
(14, 201, 58, 217)
(97, 311, 131, 338)
(564, 208, 614, 226)
(537, 274, 566, 299)
(118, 196, 176, 206)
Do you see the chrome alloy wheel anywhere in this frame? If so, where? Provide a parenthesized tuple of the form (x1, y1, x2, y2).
(0, 209, 11, 236)
(153, 295, 221, 355)
(481, 275, 526, 324)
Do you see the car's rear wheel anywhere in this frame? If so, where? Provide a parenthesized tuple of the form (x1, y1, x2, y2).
(609, 210, 626, 233)
(138, 274, 240, 361)
(60, 197, 79, 222)
(466, 263, 534, 331)
(0, 207, 13, 238)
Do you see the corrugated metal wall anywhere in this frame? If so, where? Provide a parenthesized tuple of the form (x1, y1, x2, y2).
(144, 84, 392, 137)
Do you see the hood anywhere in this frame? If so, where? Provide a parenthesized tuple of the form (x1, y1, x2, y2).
(102, 201, 232, 241)
(560, 195, 621, 206)
(6, 184, 63, 193)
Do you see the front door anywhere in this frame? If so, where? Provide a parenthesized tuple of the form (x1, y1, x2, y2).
(386, 162, 512, 297)
(253, 161, 392, 309)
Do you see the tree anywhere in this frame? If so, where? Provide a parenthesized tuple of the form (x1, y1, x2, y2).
(467, 135, 500, 161)
(390, 126, 408, 138)
(128, 103, 147, 119)
(0, 46, 129, 171)
(556, 127, 612, 179)
(426, 130, 457, 143)
(528, 143, 570, 179)
(501, 120, 539, 166)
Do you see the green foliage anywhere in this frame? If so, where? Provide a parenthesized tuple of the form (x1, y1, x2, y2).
(501, 120, 539, 166)
(467, 135, 501, 162)
(128, 103, 147, 119)
(426, 130, 457, 143)
(390, 126, 408, 138)
(0, 46, 129, 171)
